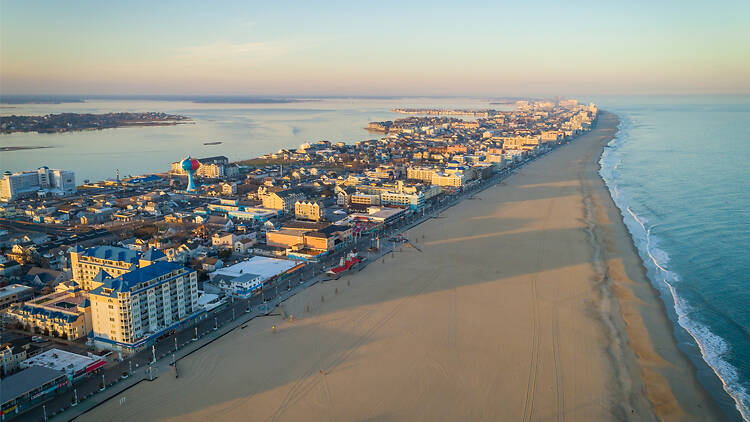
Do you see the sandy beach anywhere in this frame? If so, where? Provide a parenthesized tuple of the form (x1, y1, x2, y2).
(77, 112, 723, 422)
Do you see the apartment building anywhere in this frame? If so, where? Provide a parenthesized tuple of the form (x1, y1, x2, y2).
(260, 189, 305, 212)
(295, 200, 323, 221)
(70, 246, 166, 291)
(0, 167, 76, 201)
(88, 261, 199, 352)
(6, 285, 92, 340)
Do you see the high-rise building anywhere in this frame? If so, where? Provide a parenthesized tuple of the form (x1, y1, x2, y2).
(88, 261, 199, 352)
(0, 167, 76, 201)
(70, 246, 166, 291)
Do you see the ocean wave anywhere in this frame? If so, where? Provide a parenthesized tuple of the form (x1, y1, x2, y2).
(599, 115, 750, 421)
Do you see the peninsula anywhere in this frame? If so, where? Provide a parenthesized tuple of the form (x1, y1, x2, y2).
(0, 112, 190, 134)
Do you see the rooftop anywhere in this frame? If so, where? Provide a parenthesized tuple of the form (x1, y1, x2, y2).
(0, 365, 66, 405)
(21, 348, 102, 375)
(90, 261, 188, 297)
(76, 245, 141, 263)
(211, 256, 299, 280)
(0, 284, 33, 298)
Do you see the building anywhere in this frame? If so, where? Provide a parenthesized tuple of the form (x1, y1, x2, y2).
(209, 256, 303, 298)
(6, 285, 92, 340)
(226, 208, 278, 222)
(20, 348, 105, 382)
(0, 285, 34, 310)
(88, 261, 199, 352)
(221, 182, 237, 195)
(295, 200, 323, 221)
(70, 246, 166, 291)
(1, 338, 40, 377)
(0, 167, 76, 201)
(0, 366, 69, 419)
(260, 189, 305, 212)
(406, 167, 438, 183)
(348, 206, 407, 225)
(431, 172, 464, 187)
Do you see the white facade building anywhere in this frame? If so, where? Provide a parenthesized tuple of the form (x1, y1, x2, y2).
(0, 167, 76, 201)
(88, 261, 199, 352)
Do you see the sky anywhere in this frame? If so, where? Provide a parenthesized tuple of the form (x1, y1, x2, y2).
(1, 0, 749, 97)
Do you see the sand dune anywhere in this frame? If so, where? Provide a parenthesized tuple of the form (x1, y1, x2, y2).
(78, 112, 722, 421)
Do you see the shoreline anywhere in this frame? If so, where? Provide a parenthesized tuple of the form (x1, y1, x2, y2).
(584, 111, 725, 421)
(76, 112, 721, 421)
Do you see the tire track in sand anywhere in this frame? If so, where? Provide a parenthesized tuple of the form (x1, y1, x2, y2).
(521, 197, 555, 422)
(267, 261, 442, 422)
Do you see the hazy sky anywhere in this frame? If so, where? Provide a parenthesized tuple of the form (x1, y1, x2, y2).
(1, 0, 749, 96)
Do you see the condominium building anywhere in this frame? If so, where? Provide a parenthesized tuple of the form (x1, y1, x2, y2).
(88, 261, 199, 352)
(406, 167, 438, 183)
(6, 284, 92, 340)
(0, 167, 76, 201)
(70, 246, 166, 291)
(260, 189, 305, 212)
(295, 200, 323, 221)
(431, 172, 464, 187)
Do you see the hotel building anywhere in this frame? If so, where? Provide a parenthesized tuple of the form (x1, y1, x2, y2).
(0, 167, 76, 201)
(88, 261, 199, 352)
(6, 284, 92, 340)
(295, 200, 323, 221)
(70, 246, 166, 291)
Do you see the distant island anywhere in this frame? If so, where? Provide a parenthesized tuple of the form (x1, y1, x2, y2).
(0, 95, 85, 104)
(0, 112, 190, 134)
(392, 108, 502, 117)
(0, 145, 54, 152)
(0, 95, 314, 105)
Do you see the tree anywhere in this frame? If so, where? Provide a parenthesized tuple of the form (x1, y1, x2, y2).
(217, 248, 232, 260)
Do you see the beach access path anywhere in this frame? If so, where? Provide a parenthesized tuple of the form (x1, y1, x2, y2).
(76, 112, 723, 422)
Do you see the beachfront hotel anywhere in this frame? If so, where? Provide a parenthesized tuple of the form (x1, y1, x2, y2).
(70, 245, 166, 291)
(0, 167, 76, 201)
(88, 261, 199, 352)
(5, 283, 92, 340)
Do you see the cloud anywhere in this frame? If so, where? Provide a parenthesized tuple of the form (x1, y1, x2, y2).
(173, 41, 288, 62)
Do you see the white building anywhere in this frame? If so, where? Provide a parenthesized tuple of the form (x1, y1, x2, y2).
(0, 167, 76, 201)
(88, 261, 199, 353)
(209, 256, 301, 298)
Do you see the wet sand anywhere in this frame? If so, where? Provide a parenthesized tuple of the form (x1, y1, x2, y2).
(78, 112, 722, 421)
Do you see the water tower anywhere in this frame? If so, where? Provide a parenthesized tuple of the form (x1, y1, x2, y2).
(180, 156, 201, 191)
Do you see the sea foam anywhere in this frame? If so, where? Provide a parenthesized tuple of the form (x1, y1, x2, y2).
(599, 115, 750, 421)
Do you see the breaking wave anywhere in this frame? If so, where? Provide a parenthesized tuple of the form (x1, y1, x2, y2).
(599, 115, 750, 421)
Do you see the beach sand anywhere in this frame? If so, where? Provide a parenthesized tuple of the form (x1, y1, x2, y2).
(78, 112, 723, 421)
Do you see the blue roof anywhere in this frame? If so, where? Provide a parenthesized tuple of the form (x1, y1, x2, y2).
(81, 246, 141, 263)
(90, 261, 188, 297)
(19, 305, 79, 322)
(93, 269, 113, 282)
(142, 247, 166, 261)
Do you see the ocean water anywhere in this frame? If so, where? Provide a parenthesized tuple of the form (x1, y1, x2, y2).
(0, 97, 501, 182)
(596, 96, 750, 421)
